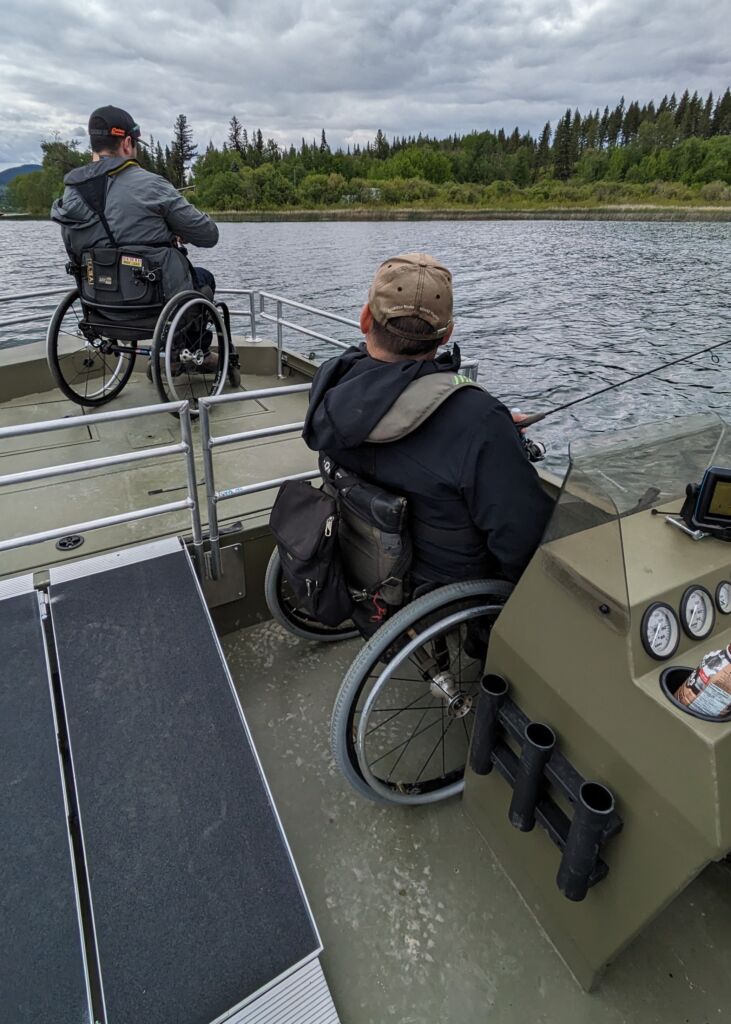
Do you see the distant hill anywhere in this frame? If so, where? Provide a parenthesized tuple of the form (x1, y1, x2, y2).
(0, 164, 42, 187)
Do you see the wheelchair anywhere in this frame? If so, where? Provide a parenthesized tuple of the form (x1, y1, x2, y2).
(46, 246, 241, 415)
(265, 548, 513, 806)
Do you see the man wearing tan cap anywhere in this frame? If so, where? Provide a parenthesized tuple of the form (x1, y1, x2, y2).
(303, 253, 553, 587)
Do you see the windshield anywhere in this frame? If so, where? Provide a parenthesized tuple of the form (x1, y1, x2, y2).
(540, 413, 731, 634)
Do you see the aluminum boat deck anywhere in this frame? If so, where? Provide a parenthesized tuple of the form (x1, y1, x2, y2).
(1, 304, 731, 1022)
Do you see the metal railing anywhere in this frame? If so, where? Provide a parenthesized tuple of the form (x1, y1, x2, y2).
(258, 292, 360, 376)
(0, 400, 203, 570)
(196, 358, 480, 578)
(0, 286, 361, 361)
(198, 384, 315, 578)
(216, 287, 258, 341)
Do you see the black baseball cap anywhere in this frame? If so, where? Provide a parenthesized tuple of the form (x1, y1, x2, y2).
(88, 105, 146, 146)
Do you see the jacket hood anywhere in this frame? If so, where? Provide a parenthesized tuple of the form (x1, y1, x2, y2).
(51, 157, 135, 229)
(303, 343, 462, 451)
(63, 156, 131, 187)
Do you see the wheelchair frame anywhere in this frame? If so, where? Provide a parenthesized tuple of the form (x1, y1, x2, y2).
(46, 285, 241, 416)
(265, 547, 512, 806)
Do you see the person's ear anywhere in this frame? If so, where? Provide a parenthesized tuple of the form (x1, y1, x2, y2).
(359, 302, 373, 336)
(121, 136, 135, 158)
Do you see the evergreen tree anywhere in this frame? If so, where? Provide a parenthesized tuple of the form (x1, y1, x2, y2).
(598, 107, 609, 148)
(536, 121, 552, 171)
(701, 92, 714, 137)
(553, 109, 574, 179)
(154, 141, 166, 176)
(675, 89, 690, 131)
(374, 129, 389, 159)
(228, 115, 244, 154)
(712, 88, 731, 134)
(606, 97, 625, 147)
(171, 114, 197, 186)
(319, 129, 330, 153)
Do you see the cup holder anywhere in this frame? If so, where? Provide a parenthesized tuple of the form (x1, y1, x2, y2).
(660, 666, 731, 723)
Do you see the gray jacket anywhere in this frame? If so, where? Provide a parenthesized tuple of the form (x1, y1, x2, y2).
(50, 157, 218, 297)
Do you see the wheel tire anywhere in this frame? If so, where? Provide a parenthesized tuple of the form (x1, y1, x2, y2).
(264, 549, 359, 642)
(47, 288, 136, 406)
(330, 578, 513, 806)
(150, 291, 229, 416)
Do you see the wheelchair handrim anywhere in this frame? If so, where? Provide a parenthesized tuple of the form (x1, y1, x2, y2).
(163, 297, 228, 403)
(355, 602, 498, 804)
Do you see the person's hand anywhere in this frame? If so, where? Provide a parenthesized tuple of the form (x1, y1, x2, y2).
(511, 409, 529, 434)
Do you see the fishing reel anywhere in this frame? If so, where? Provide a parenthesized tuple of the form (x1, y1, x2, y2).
(522, 436, 546, 463)
(512, 409, 546, 462)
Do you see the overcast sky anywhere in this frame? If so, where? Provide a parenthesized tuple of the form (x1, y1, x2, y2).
(1, 0, 730, 170)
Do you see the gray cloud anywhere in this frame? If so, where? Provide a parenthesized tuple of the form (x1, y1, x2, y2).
(1, 0, 729, 168)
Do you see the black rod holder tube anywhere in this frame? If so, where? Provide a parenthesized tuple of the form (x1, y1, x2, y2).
(557, 781, 615, 902)
(469, 674, 508, 775)
(509, 722, 556, 831)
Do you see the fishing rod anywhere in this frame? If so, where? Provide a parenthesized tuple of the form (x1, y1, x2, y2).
(518, 335, 731, 428)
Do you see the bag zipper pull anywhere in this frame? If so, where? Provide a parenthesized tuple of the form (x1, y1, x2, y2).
(324, 515, 334, 537)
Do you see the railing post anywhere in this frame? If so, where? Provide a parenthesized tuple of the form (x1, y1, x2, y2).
(178, 402, 204, 578)
(249, 290, 257, 342)
(198, 402, 222, 581)
(276, 299, 284, 378)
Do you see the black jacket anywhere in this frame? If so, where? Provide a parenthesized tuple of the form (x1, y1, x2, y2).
(303, 344, 554, 584)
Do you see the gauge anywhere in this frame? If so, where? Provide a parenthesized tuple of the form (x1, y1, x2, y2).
(640, 602, 680, 660)
(716, 581, 731, 614)
(679, 586, 715, 640)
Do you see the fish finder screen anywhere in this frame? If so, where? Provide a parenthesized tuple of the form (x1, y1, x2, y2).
(708, 480, 731, 518)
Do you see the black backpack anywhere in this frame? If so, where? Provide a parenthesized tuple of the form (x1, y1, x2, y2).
(269, 479, 353, 627)
(269, 457, 411, 629)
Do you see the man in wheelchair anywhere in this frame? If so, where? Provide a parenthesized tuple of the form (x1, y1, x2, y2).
(50, 105, 222, 381)
(303, 252, 553, 605)
(295, 253, 555, 804)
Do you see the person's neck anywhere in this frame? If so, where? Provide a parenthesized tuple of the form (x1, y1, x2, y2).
(364, 337, 438, 363)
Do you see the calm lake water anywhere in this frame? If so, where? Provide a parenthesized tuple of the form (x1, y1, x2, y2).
(1, 218, 730, 468)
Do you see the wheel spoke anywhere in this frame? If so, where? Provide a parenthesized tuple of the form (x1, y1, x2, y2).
(367, 713, 442, 773)
(364, 689, 435, 737)
(415, 718, 454, 784)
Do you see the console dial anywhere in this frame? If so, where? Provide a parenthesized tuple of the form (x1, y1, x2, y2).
(680, 586, 715, 640)
(716, 581, 731, 614)
(640, 603, 679, 660)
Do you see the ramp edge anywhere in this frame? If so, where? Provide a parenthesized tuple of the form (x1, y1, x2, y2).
(48, 536, 183, 584)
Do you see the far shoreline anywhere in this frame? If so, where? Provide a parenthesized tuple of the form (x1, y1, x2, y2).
(209, 205, 731, 223)
(3, 204, 731, 224)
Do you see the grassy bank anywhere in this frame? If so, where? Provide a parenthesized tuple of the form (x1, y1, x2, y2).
(210, 204, 731, 222)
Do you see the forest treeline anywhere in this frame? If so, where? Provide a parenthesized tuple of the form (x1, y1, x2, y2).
(6, 88, 731, 216)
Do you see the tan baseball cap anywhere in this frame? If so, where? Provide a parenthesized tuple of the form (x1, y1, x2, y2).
(368, 252, 453, 341)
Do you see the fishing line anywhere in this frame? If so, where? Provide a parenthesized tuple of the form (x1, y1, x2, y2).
(519, 336, 731, 428)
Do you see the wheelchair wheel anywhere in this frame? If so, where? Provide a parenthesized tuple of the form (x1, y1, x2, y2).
(330, 578, 513, 806)
(47, 289, 137, 406)
(264, 549, 359, 641)
(150, 291, 229, 415)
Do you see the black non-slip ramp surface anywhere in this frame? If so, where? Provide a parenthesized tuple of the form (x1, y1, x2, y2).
(49, 541, 320, 1024)
(0, 577, 91, 1024)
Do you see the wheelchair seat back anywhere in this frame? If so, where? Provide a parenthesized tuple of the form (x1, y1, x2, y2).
(77, 247, 167, 340)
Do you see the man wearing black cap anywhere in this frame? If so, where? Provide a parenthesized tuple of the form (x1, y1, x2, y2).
(303, 253, 553, 588)
(51, 105, 218, 301)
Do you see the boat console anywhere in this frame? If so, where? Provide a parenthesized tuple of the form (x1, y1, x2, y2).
(464, 413, 731, 989)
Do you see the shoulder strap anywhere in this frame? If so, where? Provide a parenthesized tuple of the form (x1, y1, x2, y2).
(366, 373, 483, 444)
(70, 160, 140, 247)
